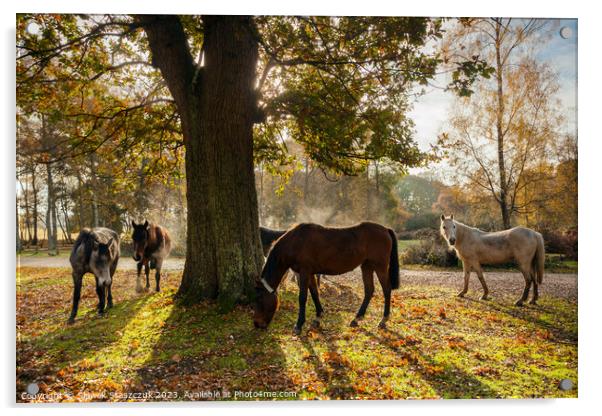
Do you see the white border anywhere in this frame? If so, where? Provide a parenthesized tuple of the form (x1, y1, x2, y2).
(3, 1, 600, 415)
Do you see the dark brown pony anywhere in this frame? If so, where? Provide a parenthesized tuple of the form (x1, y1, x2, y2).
(260, 226, 322, 287)
(131, 220, 172, 292)
(253, 222, 399, 335)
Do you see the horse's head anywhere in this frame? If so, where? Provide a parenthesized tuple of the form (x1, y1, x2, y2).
(131, 220, 150, 261)
(440, 214, 457, 246)
(253, 282, 280, 329)
(90, 237, 115, 287)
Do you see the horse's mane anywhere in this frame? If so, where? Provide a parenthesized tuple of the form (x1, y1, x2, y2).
(72, 228, 96, 265)
(261, 242, 283, 289)
(455, 220, 484, 233)
(72, 228, 115, 264)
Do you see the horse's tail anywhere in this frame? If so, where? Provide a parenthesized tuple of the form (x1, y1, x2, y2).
(387, 229, 400, 290)
(534, 233, 545, 284)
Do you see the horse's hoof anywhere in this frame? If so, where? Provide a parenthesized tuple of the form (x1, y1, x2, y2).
(293, 326, 302, 336)
(145, 286, 150, 292)
(529, 300, 538, 305)
(107, 303, 113, 309)
(457, 292, 466, 298)
(378, 321, 387, 330)
(480, 295, 490, 301)
(67, 318, 75, 325)
(311, 319, 321, 328)
(349, 320, 359, 328)
(135, 286, 143, 293)
(514, 300, 524, 307)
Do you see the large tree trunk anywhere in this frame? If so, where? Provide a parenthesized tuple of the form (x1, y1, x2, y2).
(139, 15, 264, 309)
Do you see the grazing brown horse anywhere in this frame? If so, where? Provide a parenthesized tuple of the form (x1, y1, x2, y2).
(260, 226, 322, 287)
(131, 220, 172, 292)
(253, 222, 400, 335)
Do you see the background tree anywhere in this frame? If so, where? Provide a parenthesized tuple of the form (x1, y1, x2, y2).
(438, 18, 567, 229)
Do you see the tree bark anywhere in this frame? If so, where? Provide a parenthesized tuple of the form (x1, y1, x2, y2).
(19, 178, 32, 244)
(16, 197, 22, 253)
(139, 15, 264, 309)
(494, 20, 511, 229)
(31, 166, 39, 246)
(88, 155, 99, 228)
(76, 170, 84, 231)
(46, 162, 58, 255)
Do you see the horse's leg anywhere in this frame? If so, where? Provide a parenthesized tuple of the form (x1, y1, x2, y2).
(350, 265, 374, 327)
(375, 267, 392, 329)
(294, 272, 310, 335)
(96, 281, 106, 315)
(529, 269, 539, 305)
(475, 265, 490, 300)
(144, 261, 150, 291)
(457, 262, 470, 297)
(135, 261, 143, 293)
(308, 274, 324, 327)
(67, 271, 83, 324)
(107, 283, 114, 309)
(154, 258, 163, 292)
(515, 265, 532, 307)
(108, 260, 116, 308)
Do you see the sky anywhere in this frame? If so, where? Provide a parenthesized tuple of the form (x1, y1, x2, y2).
(408, 19, 578, 160)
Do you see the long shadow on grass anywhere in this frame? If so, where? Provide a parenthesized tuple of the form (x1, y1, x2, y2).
(466, 298, 578, 344)
(361, 327, 501, 399)
(133, 293, 297, 400)
(17, 293, 153, 391)
(298, 278, 362, 399)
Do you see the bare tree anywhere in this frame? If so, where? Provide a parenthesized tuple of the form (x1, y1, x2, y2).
(440, 18, 560, 228)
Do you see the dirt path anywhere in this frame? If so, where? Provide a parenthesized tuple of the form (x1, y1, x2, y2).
(17, 255, 186, 271)
(17, 255, 577, 301)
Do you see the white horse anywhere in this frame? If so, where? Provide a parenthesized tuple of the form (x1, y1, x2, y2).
(439, 214, 545, 306)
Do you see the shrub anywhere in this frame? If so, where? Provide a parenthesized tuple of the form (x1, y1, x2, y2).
(403, 213, 440, 231)
(397, 230, 415, 240)
(397, 227, 439, 240)
(540, 228, 578, 260)
(401, 238, 458, 267)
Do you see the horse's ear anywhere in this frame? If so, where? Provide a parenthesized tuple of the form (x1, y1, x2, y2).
(92, 240, 99, 251)
(131, 220, 137, 228)
(440, 214, 445, 221)
(107, 237, 114, 246)
(451, 214, 454, 220)
(144, 220, 149, 229)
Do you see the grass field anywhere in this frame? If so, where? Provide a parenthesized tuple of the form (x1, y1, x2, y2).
(16, 266, 577, 402)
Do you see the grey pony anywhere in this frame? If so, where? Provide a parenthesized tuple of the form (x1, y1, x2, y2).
(68, 227, 120, 323)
